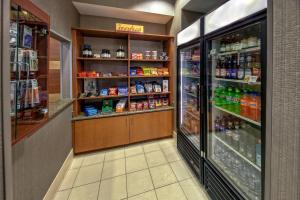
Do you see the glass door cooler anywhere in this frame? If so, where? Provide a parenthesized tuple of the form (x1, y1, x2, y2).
(176, 18, 203, 180)
(203, 1, 267, 199)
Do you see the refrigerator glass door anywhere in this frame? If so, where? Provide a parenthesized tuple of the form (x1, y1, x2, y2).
(179, 43, 201, 150)
(206, 23, 262, 200)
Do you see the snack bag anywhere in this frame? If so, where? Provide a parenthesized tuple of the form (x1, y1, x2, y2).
(130, 102, 137, 111)
(130, 68, 137, 76)
(151, 68, 158, 75)
(162, 68, 169, 75)
(144, 83, 153, 93)
(143, 67, 151, 76)
(136, 83, 145, 94)
(108, 88, 118, 96)
(136, 67, 143, 76)
(162, 98, 169, 106)
(116, 99, 126, 113)
(100, 88, 108, 96)
(148, 98, 155, 109)
(118, 87, 128, 96)
(137, 102, 143, 110)
(153, 83, 162, 93)
(143, 101, 149, 110)
(130, 85, 137, 94)
(155, 99, 162, 107)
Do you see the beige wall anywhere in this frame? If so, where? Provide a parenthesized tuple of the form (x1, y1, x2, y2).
(80, 15, 167, 35)
(31, 0, 80, 39)
(266, 0, 300, 199)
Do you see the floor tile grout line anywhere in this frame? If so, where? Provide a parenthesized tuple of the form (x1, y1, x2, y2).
(96, 153, 106, 200)
(143, 147, 159, 200)
(168, 159, 189, 200)
(125, 149, 129, 199)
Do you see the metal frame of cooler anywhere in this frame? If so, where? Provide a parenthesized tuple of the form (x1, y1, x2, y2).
(176, 33, 205, 183)
(203, 10, 267, 200)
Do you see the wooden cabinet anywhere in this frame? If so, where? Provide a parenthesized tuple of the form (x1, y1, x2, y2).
(129, 110, 173, 143)
(73, 109, 173, 154)
(73, 115, 129, 153)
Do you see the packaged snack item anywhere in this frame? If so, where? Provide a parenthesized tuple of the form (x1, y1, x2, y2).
(153, 83, 162, 93)
(102, 100, 113, 113)
(136, 83, 145, 94)
(143, 101, 149, 110)
(137, 102, 143, 110)
(148, 98, 155, 109)
(144, 83, 153, 93)
(118, 87, 128, 96)
(130, 68, 137, 76)
(116, 99, 127, 113)
(157, 68, 164, 76)
(130, 102, 137, 111)
(130, 85, 137, 94)
(151, 68, 158, 75)
(155, 99, 162, 107)
(100, 88, 108, 96)
(162, 80, 169, 92)
(136, 67, 144, 76)
(83, 105, 98, 116)
(162, 68, 169, 75)
(162, 98, 169, 106)
(108, 88, 118, 96)
(143, 67, 151, 76)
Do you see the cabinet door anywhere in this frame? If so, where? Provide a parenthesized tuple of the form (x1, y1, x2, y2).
(129, 110, 173, 143)
(73, 116, 129, 153)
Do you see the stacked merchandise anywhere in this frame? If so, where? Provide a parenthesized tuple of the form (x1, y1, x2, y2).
(182, 98, 199, 134)
(215, 53, 261, 82)
(130, 97, 169, 111)
(83, 99, 128, 116)
(77, 71, 127, 78)
(79, 79, 128, 98)
(131, 51, 168, 61)
(213, 85, 261, 122)
(130, 80, 168, 94)
(130, 66, 169, 76)
(81, 44, 126, 59)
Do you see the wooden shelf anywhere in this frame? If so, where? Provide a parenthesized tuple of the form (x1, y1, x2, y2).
(77, 76, 128, 79)
(77, 57, 128, 61)
(77, 95, 128, 100)
(130, 59, 170, 62)
(130, 92, 170, 97)
(130, 75, 170, 78)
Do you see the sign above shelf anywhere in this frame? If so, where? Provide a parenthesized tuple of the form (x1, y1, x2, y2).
(116, 23, 144, 33)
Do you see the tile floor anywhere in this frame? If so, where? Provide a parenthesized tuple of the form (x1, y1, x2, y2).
(53, 138, 210, 200)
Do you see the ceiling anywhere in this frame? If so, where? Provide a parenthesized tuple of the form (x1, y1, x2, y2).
(183, 0, 228, 13)
(73, 1, 174, 24)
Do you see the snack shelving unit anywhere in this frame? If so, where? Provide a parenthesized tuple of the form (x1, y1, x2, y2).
(71, 28, 174, 153)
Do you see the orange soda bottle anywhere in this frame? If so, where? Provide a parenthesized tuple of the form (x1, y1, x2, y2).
(249, 92, 259, 121)
(240, 90, 250, 118)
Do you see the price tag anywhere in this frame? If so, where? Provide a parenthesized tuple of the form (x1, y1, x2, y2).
(210, 49, 216, 55)
(248, 76, 258, 83)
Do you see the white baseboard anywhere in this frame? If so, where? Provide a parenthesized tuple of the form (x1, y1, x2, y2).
(43, 149, 73, 200)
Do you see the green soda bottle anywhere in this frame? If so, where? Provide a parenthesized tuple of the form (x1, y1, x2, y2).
(233, 88, 242, 113)
(226, 87, 234, 111)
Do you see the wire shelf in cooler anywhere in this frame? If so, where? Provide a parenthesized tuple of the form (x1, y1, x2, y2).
(213, 133, 261, 172)
(213, 105, 261, 127)
(216, 46, 260, 56)
(185, 110, 200, 121)
(214, 78, 261, 85)
(185, 92, 198, 98)
(182, 74, 200, 79)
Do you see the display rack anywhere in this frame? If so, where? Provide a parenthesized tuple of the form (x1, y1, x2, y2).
(10, 0, 50, 144)
(72, 28, 174, 153)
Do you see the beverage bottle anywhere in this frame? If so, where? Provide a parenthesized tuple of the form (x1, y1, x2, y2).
(220, 58, 226, 78)
(225, 56, 231, 79)
(256, 139, 262, 167)
(237, 53, 245, 80)
(252, 54, 261, 81)
(226, 87, 234, 111)
(249, 92, 259, 121)
(219, 86, 226, 106)
(232, 88, 242, 114)
(245, 54, 252, 78)
(214, 116, 221, 132)
(240, 90, 250, 118)
(230, 56, 238, 79)
(215, 59, 221, 78)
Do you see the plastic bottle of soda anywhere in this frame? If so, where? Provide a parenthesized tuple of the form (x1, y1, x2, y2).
(232, 88, 242, 114)
(226, 87, 234, 111)
(249, 92, 259, 121)
(240, 89, 250, 118)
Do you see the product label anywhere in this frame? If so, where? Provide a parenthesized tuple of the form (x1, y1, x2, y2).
(220, 69, 226, 77)
(237, 69, 244, 79)
(216, 68, 220, 77)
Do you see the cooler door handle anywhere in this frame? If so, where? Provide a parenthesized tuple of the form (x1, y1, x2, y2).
(200, 85, 204, 114)
(197, 83, 200, 111)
